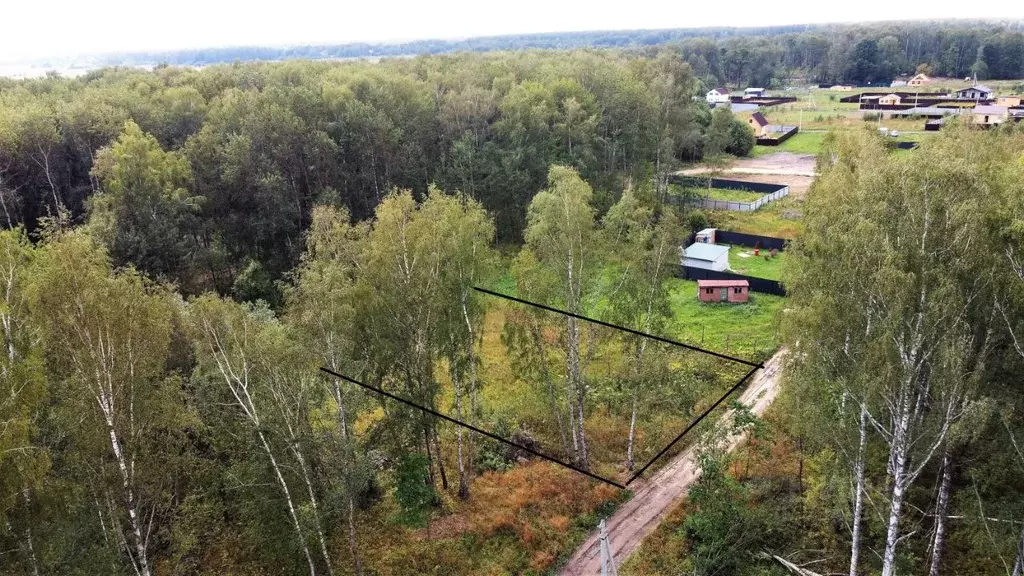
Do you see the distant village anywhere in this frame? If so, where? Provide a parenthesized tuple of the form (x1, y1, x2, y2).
(704, 73, 1024, 132)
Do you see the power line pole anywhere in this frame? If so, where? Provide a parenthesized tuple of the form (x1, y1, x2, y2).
(600, 519, 618, 576)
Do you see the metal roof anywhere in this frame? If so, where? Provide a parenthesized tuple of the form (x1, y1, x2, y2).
(973, 105, 1008, 115)
(698, 279, 749, 288)
(684, 243, 729, 262)
(959, 84, 993, 94)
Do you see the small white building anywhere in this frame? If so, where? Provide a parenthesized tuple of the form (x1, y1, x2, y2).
(682, 243, 730, 271)
(706, 88, 731, 105)
(694, 228, 717, 244)
(744, 87, 766, 98)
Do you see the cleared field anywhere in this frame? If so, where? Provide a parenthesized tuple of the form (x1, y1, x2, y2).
(665, 278, 784, 362)
(725, 244, 785, 280)
(709, 196, 804, 240)
(752, 131, 826, 156)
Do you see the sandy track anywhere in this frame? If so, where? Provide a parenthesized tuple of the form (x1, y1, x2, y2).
(558, 349, 786, 575)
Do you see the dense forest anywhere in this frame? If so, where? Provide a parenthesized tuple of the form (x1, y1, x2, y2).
(2, 41, 1024, 576)
(0, 50, 758, 301)
(83, 20, 1024, 86)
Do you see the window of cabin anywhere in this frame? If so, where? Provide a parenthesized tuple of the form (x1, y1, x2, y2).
(733, 287, 742, 294)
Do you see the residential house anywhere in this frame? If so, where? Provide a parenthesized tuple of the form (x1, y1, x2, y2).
(878, 93, 902, 106)
(682, 243, 729, 272)
(747, 111, 770, 137)
(972, 105, 1009, 126)
(996, 96, 1022, 107)
(908, 73, 931, 87)
(744, 87, 766, 98)
(957, 85, 994, 100)
(706, 88, 731, 105)
(697, 279, 750, 303)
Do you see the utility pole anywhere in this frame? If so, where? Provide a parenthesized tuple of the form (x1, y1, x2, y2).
(600, 519, 618, 576)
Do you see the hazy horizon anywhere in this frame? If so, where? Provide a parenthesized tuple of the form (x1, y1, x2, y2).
(3, 1, 1024, 65)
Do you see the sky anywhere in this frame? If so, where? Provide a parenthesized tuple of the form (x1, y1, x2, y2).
(3, 0, 1024, 63)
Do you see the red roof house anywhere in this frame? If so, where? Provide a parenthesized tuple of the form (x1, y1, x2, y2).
(697, 279, 750, 303)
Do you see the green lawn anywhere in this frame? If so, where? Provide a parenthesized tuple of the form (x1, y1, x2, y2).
(709, 197, 804, 240)
(670, 184, 765, 204)
(752, 131, 825, 157)
(725, 244, 785, 280)
(665, 278, 785, 362)
(701, 188, 765, 203)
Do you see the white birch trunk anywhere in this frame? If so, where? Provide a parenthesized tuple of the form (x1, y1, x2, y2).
(1012, 520, 1024, 576)
(928, 448, 953, 576)
(849, 402, 868, 576)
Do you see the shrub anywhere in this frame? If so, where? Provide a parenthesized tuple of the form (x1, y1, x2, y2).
(863, 112, 882, 122)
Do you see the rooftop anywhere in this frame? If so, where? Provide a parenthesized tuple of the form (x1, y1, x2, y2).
(973, 105, 1008, 115)
(698, 279, 749, 288)
(684, 243, 729, 262)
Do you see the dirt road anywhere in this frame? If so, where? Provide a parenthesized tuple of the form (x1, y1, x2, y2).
(558, 349, 786, 575)
(678, 152, 817, 197)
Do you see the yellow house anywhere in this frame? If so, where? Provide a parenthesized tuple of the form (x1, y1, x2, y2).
(996, 96, 1021, 107)
(747, 112, 770, 137)
(972, 105, 1009, 126)
(908, 73, 931, 87)
(878, 94, 902, 106)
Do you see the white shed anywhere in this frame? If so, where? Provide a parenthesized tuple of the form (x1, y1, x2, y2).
(682, 243, 730, 271)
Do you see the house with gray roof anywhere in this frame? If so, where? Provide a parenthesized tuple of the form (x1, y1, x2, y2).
(682, 243, 729, 271)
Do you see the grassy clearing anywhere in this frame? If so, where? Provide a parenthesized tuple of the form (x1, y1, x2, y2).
(701, 188, 765, 203)
(665, 278, 785, 362)
(670, 184, 767, 204)
(752, 131, 825, 157)
(725, 244, 785, 280)
(709, 197, 804, 239)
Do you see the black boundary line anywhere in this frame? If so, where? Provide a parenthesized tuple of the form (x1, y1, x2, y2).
(319, 367, 628, 490)
(625, 363, 762, 486)
(472, 286, 762, 368)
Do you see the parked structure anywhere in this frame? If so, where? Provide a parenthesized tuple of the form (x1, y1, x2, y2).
(744, 87, 766, 98)
(908, 73, 931, 86)
(706, 88, 731, 104)
(957, 85, 994, 100)
(682, 243, 729, 271)
(697, 279, 750, 303)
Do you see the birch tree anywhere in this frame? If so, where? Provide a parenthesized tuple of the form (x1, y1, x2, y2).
(602, 186, 682, 470)
(26, 230, 181, 576)
(189, 295, 334, 576)
(787, 128, 1003, 575)
(516, 165, 601, 469)
(0, 228, 47, 576)
(286, 204, 370, 574)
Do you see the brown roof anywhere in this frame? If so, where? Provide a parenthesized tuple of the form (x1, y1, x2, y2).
(697, 279, 749, 288)
(750, 111, 769, 126)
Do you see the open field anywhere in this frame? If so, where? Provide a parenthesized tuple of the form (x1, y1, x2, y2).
(665, 278, 785, 362)
(752, 131, 825, 157)
(725, 244, 785, 280)
(708, 196, 804, 239)
(669, 184, 765, 203)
